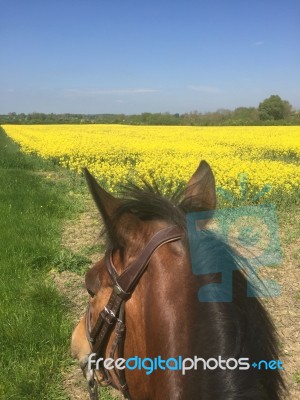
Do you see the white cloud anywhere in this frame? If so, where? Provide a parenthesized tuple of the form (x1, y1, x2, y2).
(187, 85, 221, 94)
(251, 41, 265, 47)
(62, 88, 160, 97)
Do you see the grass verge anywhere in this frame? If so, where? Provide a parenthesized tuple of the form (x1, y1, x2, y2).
(0, 128, 83, 399)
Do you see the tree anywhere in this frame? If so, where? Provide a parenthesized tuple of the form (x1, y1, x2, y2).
(258, 95, 292, 120)
(233, 107, 259, 119)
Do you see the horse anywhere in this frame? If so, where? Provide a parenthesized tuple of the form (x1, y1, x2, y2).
(71, 160, 286, 399)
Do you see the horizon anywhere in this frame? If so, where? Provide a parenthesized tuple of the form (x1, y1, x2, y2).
(2, 100, 300, 117)
(1, 0, 299, 114)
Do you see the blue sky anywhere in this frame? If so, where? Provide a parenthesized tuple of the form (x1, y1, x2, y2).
(1, 0, 299, 114)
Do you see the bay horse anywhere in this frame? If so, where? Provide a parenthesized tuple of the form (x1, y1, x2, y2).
(71, 160, 285, 399)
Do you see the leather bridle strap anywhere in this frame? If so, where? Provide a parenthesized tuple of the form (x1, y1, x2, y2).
(86, 225, 182, 398)
(89, 225, 182, 344)
(107, 224, 183, 292)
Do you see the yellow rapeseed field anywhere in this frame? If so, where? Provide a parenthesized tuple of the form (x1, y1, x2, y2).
(2, 124, 300, 201)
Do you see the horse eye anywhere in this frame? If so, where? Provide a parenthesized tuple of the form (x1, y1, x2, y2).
(87, 288, 95, 297)
(85, 266, 101, 297)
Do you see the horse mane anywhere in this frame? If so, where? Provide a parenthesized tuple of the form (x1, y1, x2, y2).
(190, 230, 285, 396)
(114, 180, 185, 223)
(100, 181, 186, 249)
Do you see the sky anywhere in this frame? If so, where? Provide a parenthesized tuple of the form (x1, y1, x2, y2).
(1, 0, 299, 114)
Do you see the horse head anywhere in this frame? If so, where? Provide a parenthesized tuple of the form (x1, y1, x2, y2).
(71, 161, 285, 400)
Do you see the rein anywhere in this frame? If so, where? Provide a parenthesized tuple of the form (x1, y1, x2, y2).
(85, 225, 182, 399)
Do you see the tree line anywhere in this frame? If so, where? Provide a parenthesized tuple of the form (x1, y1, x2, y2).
(1, 95, 299, 126)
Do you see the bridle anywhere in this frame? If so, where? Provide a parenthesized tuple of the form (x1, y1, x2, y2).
(85, 225, 182, 400)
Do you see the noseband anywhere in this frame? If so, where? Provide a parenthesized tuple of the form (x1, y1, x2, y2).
(85, 225, 182, 399)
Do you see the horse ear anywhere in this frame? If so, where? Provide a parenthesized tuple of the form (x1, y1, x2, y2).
(83, 169, 141, 248)
(83, 168, 120, 227)
(183, 160, 216, 211)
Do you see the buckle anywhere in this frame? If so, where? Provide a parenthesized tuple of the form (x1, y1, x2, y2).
(101, 307, 116, 324)
(113, 283, 131, 300)
(87, 368, 99, 400)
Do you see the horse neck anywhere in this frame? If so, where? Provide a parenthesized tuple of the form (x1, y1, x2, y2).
(124, 245, 203, 399)
(121, 236, 284, 400)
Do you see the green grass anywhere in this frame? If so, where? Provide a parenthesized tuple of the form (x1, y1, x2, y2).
(294, 371, 300, 384)
(52, 242, 106, 276)
(0, 129, 82, 399)
(53, 248, 91, 274)
(0, 129, 118, 400)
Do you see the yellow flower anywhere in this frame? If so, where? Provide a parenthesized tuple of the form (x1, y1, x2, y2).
(2, 124, 299, 201)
